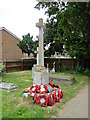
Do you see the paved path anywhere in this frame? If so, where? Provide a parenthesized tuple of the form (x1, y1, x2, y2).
(57, 85, 88, 118)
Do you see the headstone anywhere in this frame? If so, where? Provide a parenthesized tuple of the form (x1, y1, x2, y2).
(54, 52, 57, 57)
(53, 62, 55, 72)
(50, 62, 55, 73)
(0, 82, 18, 92)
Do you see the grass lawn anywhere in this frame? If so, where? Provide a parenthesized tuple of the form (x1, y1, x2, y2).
(1, 70, 88, 118)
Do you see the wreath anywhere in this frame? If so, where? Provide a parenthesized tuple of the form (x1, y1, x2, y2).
(60, 88, 63, 98)
(37, 84, 48, 94)
(54, 88, 60, 102)
(36, 94, 40, 104)
(37, 94, 48, 107)
(48, 93, 55, 106)
(22, 80, 63, 107)
(54, 85, 63, 99)
(49, 80, 55, 88)
(30, 84, 38, 92)
(29, 92, 37, 104)
(23, 87, 30, 93)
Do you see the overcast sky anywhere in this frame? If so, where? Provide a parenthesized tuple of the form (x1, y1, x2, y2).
(0, 0, 47, 39)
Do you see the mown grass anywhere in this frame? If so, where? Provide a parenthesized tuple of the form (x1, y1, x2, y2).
(1, 70, 89, 118)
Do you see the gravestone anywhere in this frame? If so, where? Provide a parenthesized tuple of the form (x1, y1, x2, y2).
(0, 82, 18, 92)
(50, 62, 55, 73)
(49, 75, 76, 85)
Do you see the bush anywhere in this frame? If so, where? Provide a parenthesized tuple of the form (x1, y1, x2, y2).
(56, 68, 61, 72)
(75, 66, 84, 74)
(63, 66, 70, 70)
(0, 62, 5, 76)
(84, 68, 90, 76)
(56, 66, 71, 72)
(76, 66, 90, 76)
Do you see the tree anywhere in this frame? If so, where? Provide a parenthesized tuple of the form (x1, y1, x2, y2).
(35, 2, 65, 57)
(44, 19, 63, 57)
(57, 2, 90, 67)
(17, 33, 38, 57)
(35, 2, 90, 67)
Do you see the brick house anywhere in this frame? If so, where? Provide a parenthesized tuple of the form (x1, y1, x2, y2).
(0, 27, 23, 60)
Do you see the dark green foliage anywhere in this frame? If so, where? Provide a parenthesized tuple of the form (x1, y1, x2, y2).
(35, 2, 90, 67)
(60, 2, 90, 60)
(17, 33, 38, 57)
(35, 2, 65, 57)
(84, 68, 90, 76)
(76, 66, 90, 76)
(44, 19, 63, 57)
(75, 66, 85, 74)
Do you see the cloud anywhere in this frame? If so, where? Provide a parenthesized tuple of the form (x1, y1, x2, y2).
(0, 0, 47, 39)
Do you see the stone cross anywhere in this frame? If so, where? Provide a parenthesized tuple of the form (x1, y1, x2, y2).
(36, 18, 45, 66)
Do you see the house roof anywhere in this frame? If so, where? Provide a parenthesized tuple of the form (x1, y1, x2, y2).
(0, 27, 21, 41)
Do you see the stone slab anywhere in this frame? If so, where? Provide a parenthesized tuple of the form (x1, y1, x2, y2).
(0, 82, 18, 92)
(49, 75, 76, 85)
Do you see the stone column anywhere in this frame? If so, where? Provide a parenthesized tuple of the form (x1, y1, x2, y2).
(36, 18, 45, 66)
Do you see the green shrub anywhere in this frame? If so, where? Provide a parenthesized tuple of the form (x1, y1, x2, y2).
(75, 66, 84, 74)
(76, 66, 90, 76)
(63, 65, 70, 70)
(56, 66, 71, 72)
(0, 62, 5, 76)
(84, 68, 90, 76)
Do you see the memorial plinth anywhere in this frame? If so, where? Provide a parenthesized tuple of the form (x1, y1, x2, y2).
(32, 65, 49, 85)
(32, 65, 54, 92)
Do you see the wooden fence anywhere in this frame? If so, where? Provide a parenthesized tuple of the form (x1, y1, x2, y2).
(3, 58, 36, 72)
(44, 58, 78, 70)
(2, 58, 78, 72)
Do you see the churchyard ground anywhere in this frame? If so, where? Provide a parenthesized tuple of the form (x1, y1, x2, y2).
(1, 70, 88, 118)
